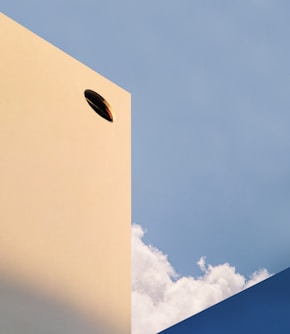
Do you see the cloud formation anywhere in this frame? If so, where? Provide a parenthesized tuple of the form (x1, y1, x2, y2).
(132, 224, 270, 334)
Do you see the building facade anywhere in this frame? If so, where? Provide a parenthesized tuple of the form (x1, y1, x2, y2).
(0, 13, 130, 333)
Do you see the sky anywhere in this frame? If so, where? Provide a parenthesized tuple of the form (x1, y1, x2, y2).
(1, 1, 290, 332)
(132, 224, 269, 333)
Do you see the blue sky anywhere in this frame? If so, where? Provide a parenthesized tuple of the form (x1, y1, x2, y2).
(2, 1, 290, 279)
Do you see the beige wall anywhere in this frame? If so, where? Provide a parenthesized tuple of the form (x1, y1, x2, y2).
(0, 13, 130, 333)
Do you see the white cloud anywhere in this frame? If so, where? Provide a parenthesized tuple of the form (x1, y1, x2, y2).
(132, 224, 271, 334)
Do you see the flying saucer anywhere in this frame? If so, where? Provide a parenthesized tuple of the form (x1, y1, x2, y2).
(84, 89, 114, 122)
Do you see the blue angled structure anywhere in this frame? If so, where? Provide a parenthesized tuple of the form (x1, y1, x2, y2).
(159, 267, 290, 334)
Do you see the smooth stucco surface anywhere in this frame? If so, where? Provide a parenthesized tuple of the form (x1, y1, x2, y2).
(0, 13, 130, 333)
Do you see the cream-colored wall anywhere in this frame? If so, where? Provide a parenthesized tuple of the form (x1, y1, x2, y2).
(0, 13, 130, 333)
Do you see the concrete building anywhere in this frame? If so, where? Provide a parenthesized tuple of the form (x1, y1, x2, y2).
(0, 13, 130, 333)
(159, 267, 290, 333)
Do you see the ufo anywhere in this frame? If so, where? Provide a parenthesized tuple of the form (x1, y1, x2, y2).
(84, 89, 114, 122)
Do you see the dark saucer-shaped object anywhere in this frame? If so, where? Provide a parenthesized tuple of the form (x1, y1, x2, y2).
(84, 89, 114, 122)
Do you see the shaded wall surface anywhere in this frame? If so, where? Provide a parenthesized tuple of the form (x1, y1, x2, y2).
(0, 13, 130, 333)
(160, 267, 290, 334)
(0, 280, 100, 334)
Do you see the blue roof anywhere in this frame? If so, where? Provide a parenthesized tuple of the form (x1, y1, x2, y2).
(159, 267, 290, 333)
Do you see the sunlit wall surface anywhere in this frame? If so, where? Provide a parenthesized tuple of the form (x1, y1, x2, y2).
(159, 268, 290, 334)
(0, 13, 130, 333)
